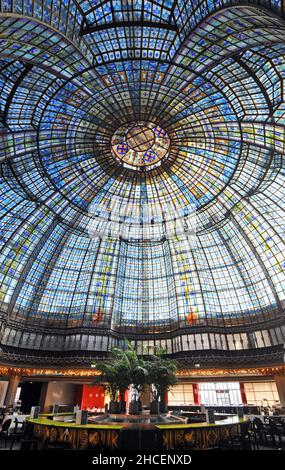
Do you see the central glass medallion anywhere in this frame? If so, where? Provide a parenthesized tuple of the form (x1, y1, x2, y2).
(111, 121, 170, 170)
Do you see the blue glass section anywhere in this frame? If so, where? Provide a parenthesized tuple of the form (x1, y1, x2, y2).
(0, 1, 285, 345)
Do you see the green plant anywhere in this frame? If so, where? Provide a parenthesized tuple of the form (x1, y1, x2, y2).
(93, 362, 120, 402)
(112, 341, 149, 399)
(92, 340, 148, 403)
(145, 349, 178, 403)
(92, 342, 177, 410)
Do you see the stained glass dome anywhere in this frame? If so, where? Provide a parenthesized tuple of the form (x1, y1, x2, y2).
(111, 122, 171, 169)
(0, 1, 285, 361)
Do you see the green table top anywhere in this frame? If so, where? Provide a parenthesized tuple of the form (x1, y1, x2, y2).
(156, 416, 248, 429)
(27, 414, 248, 431)
(27, 416, 123, 430)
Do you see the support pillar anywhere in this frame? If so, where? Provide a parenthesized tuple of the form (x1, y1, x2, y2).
(39, 382, 48, 412)
(163, 390, 168, 405)
(141, 384, 151, 407)
(74, 384, 83, 409)
(274, 374, 285, 406)
(4, 375, 21, 407)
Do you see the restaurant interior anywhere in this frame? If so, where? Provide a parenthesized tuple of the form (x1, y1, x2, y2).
(1, 0, 285, 453)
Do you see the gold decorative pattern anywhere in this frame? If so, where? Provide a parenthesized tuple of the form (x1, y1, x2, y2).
(183, 430, 196, 445)
(89, 431, 101, 447)
(0, 365, 284, 378)
(78, 430, 88, 449)
(31, 424, 119, 450)
(161, 422, 245, 450)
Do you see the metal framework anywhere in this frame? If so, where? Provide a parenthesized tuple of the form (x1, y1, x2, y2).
(79, 20, 179, 35)
(0, 1, 285, 362)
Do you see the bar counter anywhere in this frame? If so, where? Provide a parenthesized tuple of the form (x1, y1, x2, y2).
(26, 414, 249, 450)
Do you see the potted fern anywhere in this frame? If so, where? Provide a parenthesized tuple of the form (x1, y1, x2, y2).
(145, 350, 177, 414)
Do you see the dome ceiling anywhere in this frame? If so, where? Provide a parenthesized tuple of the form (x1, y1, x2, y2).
(0, 1, 285, 358)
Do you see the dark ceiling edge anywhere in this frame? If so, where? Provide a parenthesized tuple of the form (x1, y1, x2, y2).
(0, 345, 284, 369)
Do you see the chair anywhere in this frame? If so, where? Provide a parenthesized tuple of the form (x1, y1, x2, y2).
(19, 421, 38, 450)
(231, 420, 252, 450)
(8, 418, 27, 450)
(267, 419, 285, 449)
(277, 418, 285, 431)
(248, 421, 259, 450)
(1, 418, 29, 450)
(251, 417, 269, 446)
(0, 419, 13, 449)
(0, 409, 5, 426)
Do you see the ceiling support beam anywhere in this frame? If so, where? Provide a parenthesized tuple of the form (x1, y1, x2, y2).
(80, 20, 178, 36)
(2, 63, 33, 126)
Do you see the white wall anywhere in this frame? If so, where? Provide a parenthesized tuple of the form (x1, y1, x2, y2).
(43, 382, 75, 410)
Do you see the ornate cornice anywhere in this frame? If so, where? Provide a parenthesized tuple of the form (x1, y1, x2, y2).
(177, 366, 285, 379)
(0, 344, 284, 380)
(1, 364, 284, 380)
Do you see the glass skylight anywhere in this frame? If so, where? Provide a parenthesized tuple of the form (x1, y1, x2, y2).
(0, 1, 285, 355)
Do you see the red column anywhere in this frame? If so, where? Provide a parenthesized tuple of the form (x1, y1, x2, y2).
(193, 383, 200, 405)
(163, 390, 168, 405)
(240, 382, 247, 405)
(119, 389, 129, 403)
(124, 388, 130, 406)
